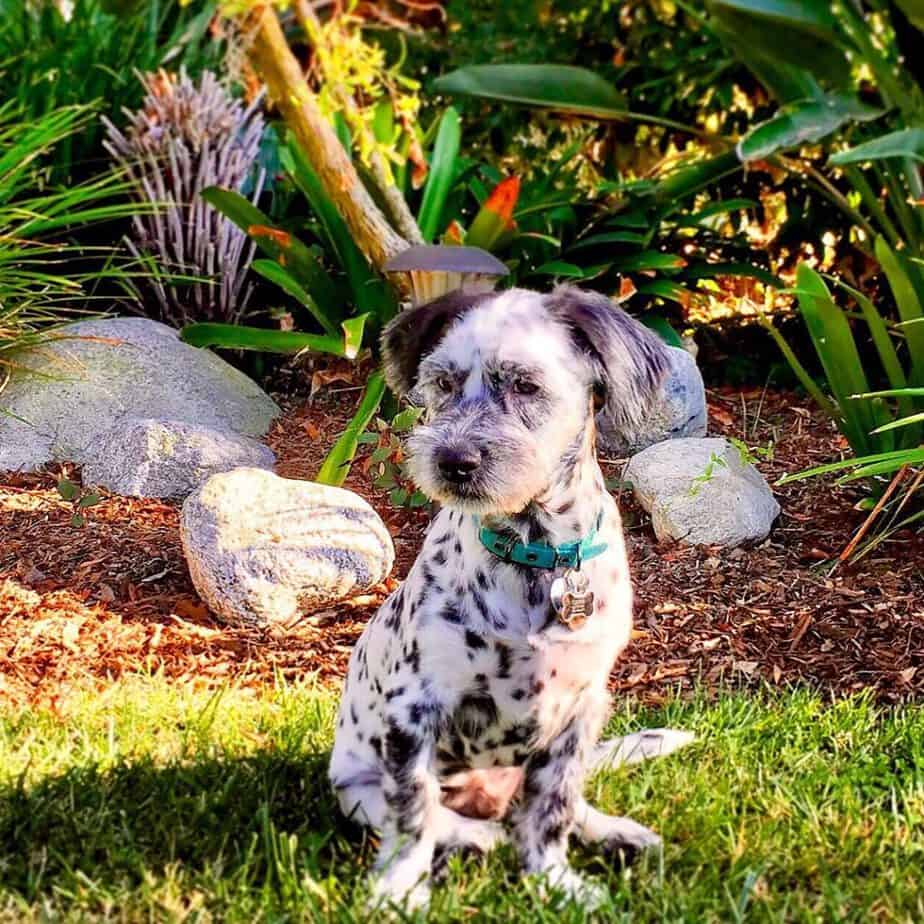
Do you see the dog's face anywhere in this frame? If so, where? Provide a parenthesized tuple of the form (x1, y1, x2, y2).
(382, 285, 668, 515)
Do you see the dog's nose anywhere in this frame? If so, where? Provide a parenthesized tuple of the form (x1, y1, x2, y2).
(437, 447, 481, 484)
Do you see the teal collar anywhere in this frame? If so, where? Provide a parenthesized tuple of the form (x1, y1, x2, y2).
(477, 513, 607, 570)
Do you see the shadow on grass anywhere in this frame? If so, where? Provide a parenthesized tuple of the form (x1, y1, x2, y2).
(0, 747, 372, 907)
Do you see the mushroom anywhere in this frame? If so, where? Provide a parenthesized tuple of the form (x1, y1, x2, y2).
(384, 245, 509, 306)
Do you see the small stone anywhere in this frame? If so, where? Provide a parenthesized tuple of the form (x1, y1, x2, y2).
(181, 468, 395, 628)
(83, 418, 276, 500)
(624, 437, 780, 547)
(597, 346, 707, 456)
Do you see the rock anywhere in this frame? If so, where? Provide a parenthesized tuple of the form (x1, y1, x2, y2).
(0, 317, 279, 472)
(181, 468, 394, 627)
(624, 437, 780, 547)
(82, 418, 275, 500)
(597, 346, 707, 456)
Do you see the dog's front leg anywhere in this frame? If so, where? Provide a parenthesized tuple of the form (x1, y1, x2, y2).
(371, 716, 441, 910)
(512, 715, 607, 909)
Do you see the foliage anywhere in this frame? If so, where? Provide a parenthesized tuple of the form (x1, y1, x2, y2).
(358, 405, 430, 508)
(703, 0, 924, 260)
(3, 678, 924, 919)
(0, 104, 143, 385)
(0, 0, 224, 183)
(103, 69, 265, 327)
(767, 257, 923, 554)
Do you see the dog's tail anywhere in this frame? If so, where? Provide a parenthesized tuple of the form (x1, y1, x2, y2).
(589, 728, 695, 773)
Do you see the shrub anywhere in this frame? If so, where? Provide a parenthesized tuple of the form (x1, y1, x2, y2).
(103, 69, 265, 327)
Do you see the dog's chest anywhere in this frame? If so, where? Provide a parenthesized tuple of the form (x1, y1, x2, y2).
(432, 636, 590, 772)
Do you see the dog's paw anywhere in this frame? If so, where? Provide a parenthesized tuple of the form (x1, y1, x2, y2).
(367, 873, 431, 914)
(538, 866, 609, 910)
(599, 816, 661, 862)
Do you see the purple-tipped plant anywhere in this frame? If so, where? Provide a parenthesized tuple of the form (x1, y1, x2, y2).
(104, 69, 265, 326)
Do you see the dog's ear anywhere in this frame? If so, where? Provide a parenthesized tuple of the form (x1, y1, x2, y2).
(545, 284, 670, 436)
(381, 290, 491, 396)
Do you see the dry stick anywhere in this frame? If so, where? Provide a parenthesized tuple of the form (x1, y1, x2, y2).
(292, 0, 425, 247)
(242, 5, 411, 290)
(839, 464, 909, 562)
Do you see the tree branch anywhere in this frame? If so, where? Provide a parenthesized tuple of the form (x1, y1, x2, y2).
(243, 4, 410, 282)
(291, 0, 425, 246)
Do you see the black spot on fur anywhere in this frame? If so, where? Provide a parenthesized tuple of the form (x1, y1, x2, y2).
(495, 642, 512, 678)
(464, 629, 486, 650)
(452, 690, 498, 738)
(441, 604, 463, 624)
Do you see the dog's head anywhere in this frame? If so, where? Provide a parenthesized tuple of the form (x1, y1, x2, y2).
(381, 285, 669, 514)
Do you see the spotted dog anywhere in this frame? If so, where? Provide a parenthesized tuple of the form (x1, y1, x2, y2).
(329, 285, 693, 909)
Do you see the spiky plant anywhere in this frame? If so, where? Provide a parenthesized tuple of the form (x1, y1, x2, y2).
(103, 69, 265, 326)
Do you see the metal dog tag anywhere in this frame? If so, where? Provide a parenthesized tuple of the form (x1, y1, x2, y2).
(550, 569, 594, 630)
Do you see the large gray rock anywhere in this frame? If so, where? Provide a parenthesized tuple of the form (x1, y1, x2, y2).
(0, 317, 279, 472)
(597, 346, 707, 456)
(82, 418, 275, 500)
(181, 468, 394, 627)
(624, 437, 780, 547)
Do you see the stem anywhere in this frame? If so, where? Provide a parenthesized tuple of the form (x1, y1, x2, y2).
(241, 5, 410, 286)
(843, 165, 902, 248)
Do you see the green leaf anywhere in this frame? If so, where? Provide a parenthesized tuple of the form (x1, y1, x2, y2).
(829, 128, 924, 165)
(180, 323, 347, 357)
(77, 492, 101, 508)
(70, 513, 86, 528)
(684, 262, 783, 287)
(390, 487, 409, 507)
(433, 65, 626, 119)
(568, 231, 647, 251)
(636, 280, 693, 306)
(201, 186, 341, 319)
(57, 477, 79, 501)
(391, 407, 423, 432)
(417, 108, 461, 242)
(676, 198, 759, 226)
(871, 411, 924, 433)
(894, 0, 924, 32)
(341, 314, 370, 360)
(614, 251, 686, 272)
(639, 312, 685, 347)
(737, 94, 883, 162)
(795, 263, 877, 454)
(316, 370, 387, 486)
(532, 260, 611, 279)
(251, 260, 338, 336)
(874, 236, 924, 388)
(708, 1, 850, 90)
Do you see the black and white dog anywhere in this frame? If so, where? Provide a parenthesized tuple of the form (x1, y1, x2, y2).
(329, 285, 693, 909)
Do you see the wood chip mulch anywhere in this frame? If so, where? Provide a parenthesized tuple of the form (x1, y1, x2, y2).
(1, 385, 921, 711)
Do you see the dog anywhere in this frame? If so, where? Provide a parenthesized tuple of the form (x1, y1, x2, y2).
(329, 285, 693, 910)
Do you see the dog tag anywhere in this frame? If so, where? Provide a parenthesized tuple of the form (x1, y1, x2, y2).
(550, 569, 594, 630)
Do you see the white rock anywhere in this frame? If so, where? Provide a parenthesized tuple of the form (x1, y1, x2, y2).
(0, 317, 279, 472)
(82, 418, 275, 500)
(624, 437, 780, 547)
(597, 346, 707, 456)
(181, 468, 395, 627)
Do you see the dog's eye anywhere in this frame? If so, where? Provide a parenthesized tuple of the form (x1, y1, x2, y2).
(513, 379, 539, 396)
(435, 375, 454, 394)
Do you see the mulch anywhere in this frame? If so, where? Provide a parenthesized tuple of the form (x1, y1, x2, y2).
(1, 383, 922, 711)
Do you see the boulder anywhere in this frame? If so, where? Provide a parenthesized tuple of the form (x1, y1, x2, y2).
(624, 437, 780, 547)
(82, 418, 275, 500)
(0, 317, 279, 472)
(181, 468, 394, 627)
(597, 346, 707, 456)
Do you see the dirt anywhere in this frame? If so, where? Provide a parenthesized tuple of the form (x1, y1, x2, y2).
(1, 383, 921, 711)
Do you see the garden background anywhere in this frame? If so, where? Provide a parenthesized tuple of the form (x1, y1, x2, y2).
(0, 0, 922, 920)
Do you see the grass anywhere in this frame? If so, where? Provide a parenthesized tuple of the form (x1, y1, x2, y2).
(1, 679, 922, 923)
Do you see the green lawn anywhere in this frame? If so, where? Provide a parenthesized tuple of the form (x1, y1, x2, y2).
(1, 679, 922, 922)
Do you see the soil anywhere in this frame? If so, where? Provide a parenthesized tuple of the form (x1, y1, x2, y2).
(1, 382, 922, 711)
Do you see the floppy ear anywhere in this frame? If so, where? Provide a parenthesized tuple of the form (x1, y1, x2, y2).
(381, 290, 491, 396)
(545, 284, 670, 439)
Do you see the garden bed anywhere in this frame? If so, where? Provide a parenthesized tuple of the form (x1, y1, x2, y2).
(1, 384, 922, 711)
